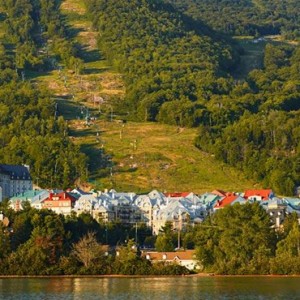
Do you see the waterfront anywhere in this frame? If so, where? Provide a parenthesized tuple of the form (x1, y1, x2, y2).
(0, 277, 300, 299)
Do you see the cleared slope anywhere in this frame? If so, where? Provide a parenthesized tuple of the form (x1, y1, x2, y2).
(70, 119, 257, 193)
(35, 0, 124, 102)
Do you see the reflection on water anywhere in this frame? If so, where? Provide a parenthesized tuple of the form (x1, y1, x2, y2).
(1, 277, 300, 300)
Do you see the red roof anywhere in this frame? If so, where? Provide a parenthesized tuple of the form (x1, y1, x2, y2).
(214, 194, 238, 209)
(244, 189, 273, 200)
(164, 192, 191, 198)
(45, 192, 77, 203)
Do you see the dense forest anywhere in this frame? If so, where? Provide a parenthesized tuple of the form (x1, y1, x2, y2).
(84, 0, 237, 126)
(157, 202, 300, 275)
(166, 0, 300, 39)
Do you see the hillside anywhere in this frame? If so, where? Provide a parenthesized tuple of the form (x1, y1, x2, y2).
(0, 0, 299, 196)
(23, 0, 253, 193)
(83, 0, 238, 126)
(166, 0, 300, 39)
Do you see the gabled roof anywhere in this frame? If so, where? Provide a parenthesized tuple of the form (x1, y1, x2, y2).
(77, 194, 98, 202)
(148, 189, 165, 200)
(142, 250, 196, 261)
(244, 189, 273, 200)
(198, 192, 222, 205)
(44, 192, 77, 202)
(134, 195, 159, 207)
(0, 164, 31, 180)
(155, 200, 190, 220)
(105, 191, 136, 202)
(214, 194, 245, 209)
(70, 188, 90, 196)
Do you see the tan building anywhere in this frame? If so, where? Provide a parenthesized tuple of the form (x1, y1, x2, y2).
(142, 250, 199, 271)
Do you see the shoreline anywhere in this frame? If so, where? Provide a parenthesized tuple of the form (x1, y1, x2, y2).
(1, 274, 300, 279)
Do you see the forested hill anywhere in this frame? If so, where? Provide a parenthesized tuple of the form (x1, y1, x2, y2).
(84, 0, 237, 125)
(81, 0, 300, 196)
(166, 0, 300, 39)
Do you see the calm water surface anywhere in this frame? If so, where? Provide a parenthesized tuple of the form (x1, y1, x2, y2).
(0, 277, 300, 300)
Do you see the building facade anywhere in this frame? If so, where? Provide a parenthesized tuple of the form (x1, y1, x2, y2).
(0, 164, 32, 201)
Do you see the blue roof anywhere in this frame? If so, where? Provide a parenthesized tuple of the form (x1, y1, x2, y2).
(0, 164, 31, 180)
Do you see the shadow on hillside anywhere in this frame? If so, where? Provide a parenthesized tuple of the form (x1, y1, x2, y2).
(81, 49, 102, 62)
(56, 98, 81, 120)
(25, 69, 53, 80)
(69, 127, 96, 138)
(80, 142, 111, 172)
(83, 67, 109, 75)
(0, 12, 7, 22)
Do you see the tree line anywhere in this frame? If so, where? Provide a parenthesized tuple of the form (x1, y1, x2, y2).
(0, 201, 189, 275)
(0, 71, 87, 188)
(1, 200, 300, 275)
(152, 202, 300, 275)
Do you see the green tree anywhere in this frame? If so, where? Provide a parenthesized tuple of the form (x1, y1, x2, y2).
(270, 222, 300, 274)
(195, 203, 275, 274)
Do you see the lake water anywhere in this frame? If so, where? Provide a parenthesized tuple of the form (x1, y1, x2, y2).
(0, 277, 300, 300)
